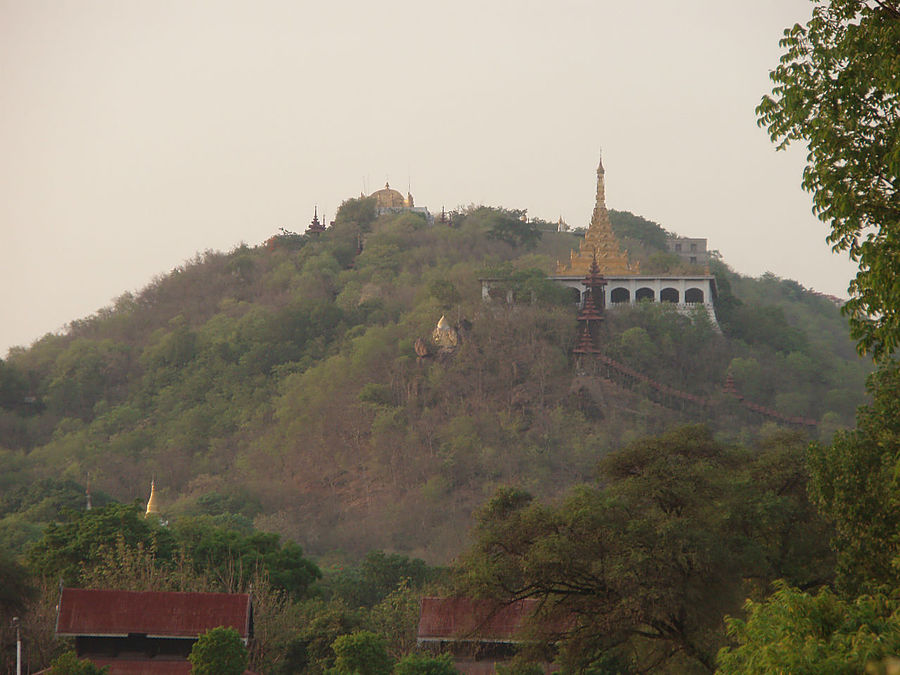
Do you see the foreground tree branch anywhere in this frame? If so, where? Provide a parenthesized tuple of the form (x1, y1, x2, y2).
(757, 0, 900, 359)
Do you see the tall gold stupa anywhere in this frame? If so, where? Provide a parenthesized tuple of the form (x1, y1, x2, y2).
(145, 480, 159, 518)
(557, 159, 638, 275)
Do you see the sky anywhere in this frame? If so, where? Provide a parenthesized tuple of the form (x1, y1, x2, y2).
(0, 0, 859, 358)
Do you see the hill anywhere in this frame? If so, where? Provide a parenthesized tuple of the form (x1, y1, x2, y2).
(0, 199, 870, 562)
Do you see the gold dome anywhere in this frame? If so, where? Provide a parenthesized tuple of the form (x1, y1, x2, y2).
(370, 182, 410, 209)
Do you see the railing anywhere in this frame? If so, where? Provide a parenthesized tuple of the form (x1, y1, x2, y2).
(579, 351, 817, 428)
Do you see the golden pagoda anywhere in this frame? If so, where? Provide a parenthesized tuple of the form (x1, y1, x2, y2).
(432, 315, 459, 349)
(370, 182, 412, 209)
(557, 159, 638, 275)
(145, 480, 159, 518)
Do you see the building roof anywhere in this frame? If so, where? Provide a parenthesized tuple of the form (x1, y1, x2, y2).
(56, 588, 252, 639)
(418, 597, 544, 643)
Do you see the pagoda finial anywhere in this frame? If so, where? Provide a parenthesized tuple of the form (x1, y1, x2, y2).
(308, 205, 325, 233)
(556, 160, 637, 275)
(590, 248, 601, 276)
(594, 162, 607, 214)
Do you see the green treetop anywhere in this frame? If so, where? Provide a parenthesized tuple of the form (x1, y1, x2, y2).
(329, 630, 394, 675)
(757, 0, 900, 358)
(47, 652, 108, 675)
(188, 626, 249, 675)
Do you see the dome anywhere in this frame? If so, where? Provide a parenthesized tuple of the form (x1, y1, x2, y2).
(370, 182, 408, 209)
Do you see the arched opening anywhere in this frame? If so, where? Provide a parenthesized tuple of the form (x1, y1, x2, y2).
(685, 287, 705, 303)
(610, 287, 630, 304)
(660, 287, 679, 303)
(635, 287, 655, 302)
(569, 287, 582, 304)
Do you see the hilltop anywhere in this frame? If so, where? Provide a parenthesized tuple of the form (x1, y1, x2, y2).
(0, 198, 869, 562)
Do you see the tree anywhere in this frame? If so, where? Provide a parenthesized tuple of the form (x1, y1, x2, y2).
(393, 653, 458, 675)
(456, 426, 832, 673)
(807, 359, 900, 594)
(0, 551, 33, 614)
(47, 651, 109, 674)
(477, 207, 542, 250)
(609, 209, 669, 251)
(367, 579, 421, 658)
(323, 551, 441, 610)
(335, 197, 377, 230)
(329, 631, 393, 675)
(189, 626, 249, 675)
(756, 0, 900, 358)
(294, 598, 366, 675)
(0, 358, 28, 410)
(26, 502, 175, 584)
(427, 280, 461, 310)
(717, 583, 900, 674)
(172, 517, 320, 598)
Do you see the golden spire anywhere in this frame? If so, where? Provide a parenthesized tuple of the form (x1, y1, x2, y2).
(145, 480, 159, 518)
(556, 159, 638, 275)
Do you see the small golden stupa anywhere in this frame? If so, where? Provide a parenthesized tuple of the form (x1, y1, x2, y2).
(432, 315, 459, 349)
(145, 480, 159, 518)
(557, 159, 639, 276)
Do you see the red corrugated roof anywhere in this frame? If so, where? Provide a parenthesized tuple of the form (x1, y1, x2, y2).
(56, 588, 252, 639)
(417, 597, 541, 642)
(83, 659, 257, 675)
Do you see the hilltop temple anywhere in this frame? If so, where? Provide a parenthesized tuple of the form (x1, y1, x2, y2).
(367, 182, 433, 222)
(556, 160, 639, 276)
(483, 160, 718, 325)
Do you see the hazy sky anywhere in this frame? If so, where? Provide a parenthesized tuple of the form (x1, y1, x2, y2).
(0, 0, 859, 357)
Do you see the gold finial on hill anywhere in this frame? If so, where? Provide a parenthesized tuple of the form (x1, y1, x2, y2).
(145, 480, 159, 518)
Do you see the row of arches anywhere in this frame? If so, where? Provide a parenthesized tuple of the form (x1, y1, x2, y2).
(613, 287, 705, 304)
(577, 287, 706, 304)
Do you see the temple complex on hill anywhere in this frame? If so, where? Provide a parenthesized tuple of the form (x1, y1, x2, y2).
(295, 181, 432, 238)
(553, 159, 717, 324)
(367, 181, 433, 222)
(482, 160, 718, 326)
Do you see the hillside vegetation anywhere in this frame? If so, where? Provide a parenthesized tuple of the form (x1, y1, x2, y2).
(0, 199, 869, 562)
